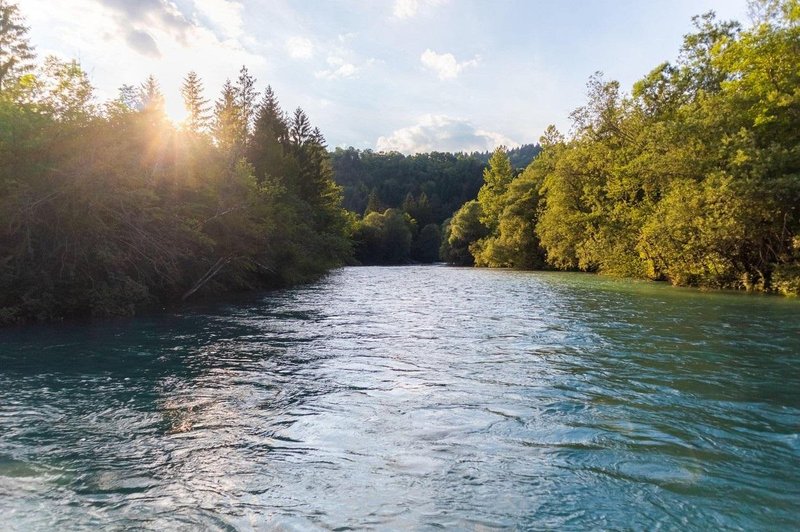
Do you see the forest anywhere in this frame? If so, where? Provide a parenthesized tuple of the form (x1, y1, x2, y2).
(0, 1, 350, 324)
(442, 2, 800, 296)
(331, 144, 540, 265)
(331, 144, 540, 220)
(0, 0, 798, 328)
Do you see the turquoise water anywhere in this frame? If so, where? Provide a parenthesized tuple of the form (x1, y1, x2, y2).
(1, 266, 799, 529)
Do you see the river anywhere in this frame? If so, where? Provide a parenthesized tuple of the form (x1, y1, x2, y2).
(1, 266, 798, 529)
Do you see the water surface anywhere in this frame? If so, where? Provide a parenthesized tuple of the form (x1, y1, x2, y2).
(1, 267, 799, 529)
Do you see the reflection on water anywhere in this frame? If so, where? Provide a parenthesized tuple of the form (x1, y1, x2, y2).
(1, 266, 799, 529)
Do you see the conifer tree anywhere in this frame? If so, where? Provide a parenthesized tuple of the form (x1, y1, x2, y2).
(290, 107, 312, 146)
(235, 65, 258, 142)
(139, 74, 165, 114)
(247, 85, 289, 181)
(0, 0, 35, 93)
(117, 84, 140, 110)
(254, 86, 288, 143)
(476, 147, 514, 231)
(213, 79, 240, 153)
(180, 70, 210, 133)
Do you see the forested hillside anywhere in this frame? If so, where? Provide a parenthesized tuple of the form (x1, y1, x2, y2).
(443, 2, 800, 295)
(331, 144, 540, 221)
(0, 1, 350, 324)
(331, 144, 539, 265)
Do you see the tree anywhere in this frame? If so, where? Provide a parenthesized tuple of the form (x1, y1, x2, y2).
(106, 84, 141, 115)
(352, 209, 413, 264)
(180, 70, 210, 133)
(247, 85, 289, 183)
(412, 223, 441, 263)
(139, 75, 164, 113)
(235, 65, 258, 142)
(0, 57, 354, 323)
(0, 0, 35, 93)
(37, 56, 96, 122)
(440, 200, 489, 265)
(213, 79, 240, 154)
(476, 147, 514, 231)
(364, 188, 383, 215)
(474, 165, 546, 269)
(290, 107, 312, 146)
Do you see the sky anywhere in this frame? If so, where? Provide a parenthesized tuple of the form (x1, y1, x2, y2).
(21, 0, 750, 154)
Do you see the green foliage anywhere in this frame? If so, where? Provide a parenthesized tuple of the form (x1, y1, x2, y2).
(467, 147, 547, 268)
(446, 1, 800, 294)
(36, 56, 97, 121)
(440, 200, 489, 266)
(351, 208, 414, 265)
(213, 79, 241, 155)
(180, 71, 210, 133)
(330, 145, 541, 225)
(476, 147, 515, 231)
(475, 167, 547, 269)
(0, 4, 351, 324)
(412, 223, 441, 263)
(0, 0, 35, 93)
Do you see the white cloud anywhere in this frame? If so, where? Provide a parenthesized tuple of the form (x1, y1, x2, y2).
(286, 36, 314, 60)
(23, 0, 263, 121)
(376, 115, 518, 154)
(393, 0, 446, 19)
(192, 0, 245, 39)
(315, 56, 373, 80)
(420, 49, 479, 80)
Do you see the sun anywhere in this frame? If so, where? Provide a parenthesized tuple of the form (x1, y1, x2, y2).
(165, 98, 189, 126)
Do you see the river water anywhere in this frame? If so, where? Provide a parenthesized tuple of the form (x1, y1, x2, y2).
(1, 266, 799, 529)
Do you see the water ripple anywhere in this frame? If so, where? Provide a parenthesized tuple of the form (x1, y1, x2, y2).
(1, 266, 799, 529)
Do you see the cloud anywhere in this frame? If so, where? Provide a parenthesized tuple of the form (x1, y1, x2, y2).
(89, 0, 189, 58)
(92, 0, 250, 56)
(125, 29, 161, 58)
(393, 0, 446, 19)
(24, 0, 263, 121)
(192, 0, 245, 39)
(97, 0, 193, 38)
(315, 56, 373, 80)
(376, 115, 518, 154)
(420, 49, 479, 80)
(286, 36, 313, 60)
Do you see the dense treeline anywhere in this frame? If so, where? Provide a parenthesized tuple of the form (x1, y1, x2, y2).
(0, 1, 350, 324)
(334, 144, 539, 265)
(331, 144, 540, 221)
(443, 1, 800, 295)
(471, 144, 542, 172)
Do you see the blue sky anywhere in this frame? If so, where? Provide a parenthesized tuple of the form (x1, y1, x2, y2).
(23, 0, 749, 153)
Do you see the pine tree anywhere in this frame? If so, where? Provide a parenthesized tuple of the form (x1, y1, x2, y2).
(253, 86, 287, 140)
(213, 79, 240, 153)
(117, 84, 141, 110)
(235, 65, 258, 142)
(476, 146, 514, 230)
(0, 0, 35, 93)
(290, 107, 311, 146)
(139, 74, 165, 114)
(180, 70, 210, 133)
(248, 85, 289, 182)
